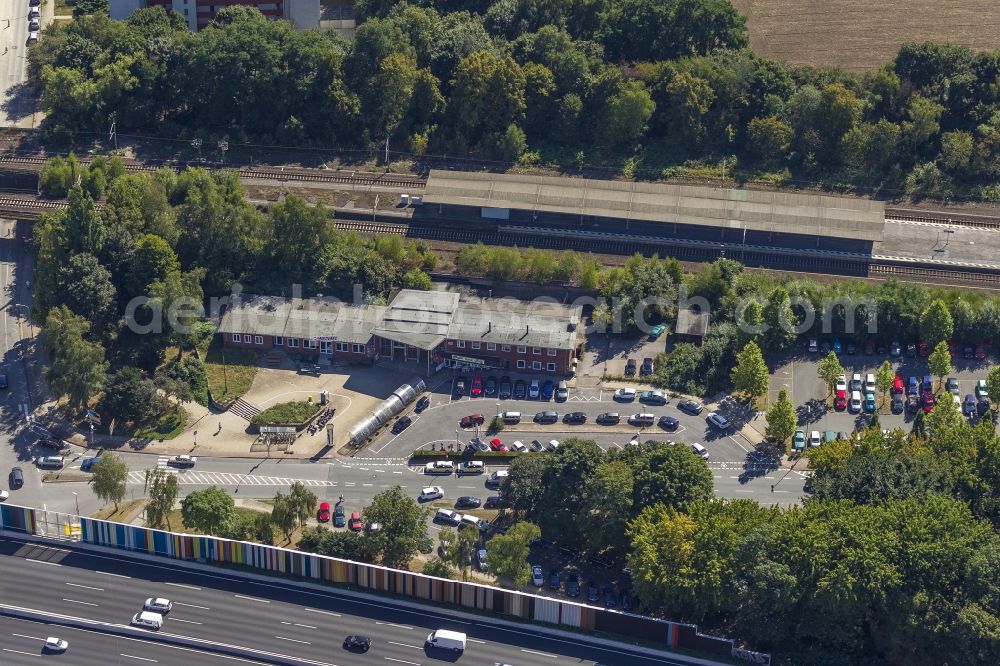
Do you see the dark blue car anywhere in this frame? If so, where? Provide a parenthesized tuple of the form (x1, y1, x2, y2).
(542, 380, 554, 400)
(549, 568, 560, 590)
(907, 376, 919, 395)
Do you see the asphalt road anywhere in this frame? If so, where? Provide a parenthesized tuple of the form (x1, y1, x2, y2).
(0, 0, 38, 128)
(0, 535, 706, 666)
(0, 614, 279, 665)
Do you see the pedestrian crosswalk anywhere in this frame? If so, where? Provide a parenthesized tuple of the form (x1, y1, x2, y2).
(125, 458, 336, 487)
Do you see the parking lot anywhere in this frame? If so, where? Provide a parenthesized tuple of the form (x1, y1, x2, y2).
(771, 341, 995, 435)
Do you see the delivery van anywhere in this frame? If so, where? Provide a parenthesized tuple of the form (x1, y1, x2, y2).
(425, 629, 466, 652)
(131, 611, 163, 630)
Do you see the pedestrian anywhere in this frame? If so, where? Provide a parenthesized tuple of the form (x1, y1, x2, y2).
(770, 484, 774, 493)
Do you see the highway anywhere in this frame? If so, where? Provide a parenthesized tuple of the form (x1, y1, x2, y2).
(0, 614, 279, 665)
(0, 535, 704, 666)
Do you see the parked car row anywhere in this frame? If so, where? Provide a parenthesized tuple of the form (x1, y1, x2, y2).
(808, 337, 988, 361)
(455, 375, 568, 402)
(623, 357, 656, 377)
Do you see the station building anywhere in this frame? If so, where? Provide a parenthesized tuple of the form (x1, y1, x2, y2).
(218, 289, 584, 376)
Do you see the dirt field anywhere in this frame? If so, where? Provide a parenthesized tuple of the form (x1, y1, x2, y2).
(731, 0, 1000, 72)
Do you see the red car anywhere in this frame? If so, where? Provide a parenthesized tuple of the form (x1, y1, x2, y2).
(317, 501, 330, 522)
(471, 376, 483, 397)
(834, 390, 847, 411)
(976, 344, 988, 361)
(892, 376, 904, 395)
(922, 391, 936, 413)
(348, 512, 363, 531)
(489, 438, 508, 453)
(460, 414, 485, 428)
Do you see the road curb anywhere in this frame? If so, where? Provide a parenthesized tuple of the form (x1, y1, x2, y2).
(2, 530, 733, 666)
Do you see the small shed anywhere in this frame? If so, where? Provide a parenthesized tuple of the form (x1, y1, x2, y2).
(675, 309, 710, 345)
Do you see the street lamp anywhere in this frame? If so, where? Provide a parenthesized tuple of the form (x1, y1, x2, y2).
(71, 492, 80, 516)
(495, 403, 500, 418)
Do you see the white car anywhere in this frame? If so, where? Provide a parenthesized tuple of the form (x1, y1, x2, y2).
(170, 454, 197, 467)
(613, 388, 637, 402)
(424, 461, 454, 475)
(809, 431, 822, 448)
(144, 597, 172, 613)
(528, 379, 541, 399)
(849, 390, 862, 413)
(457, 460, 484, 475)
(44, 637, 68, 652)
(419, 486, 444, 501)
(531, 565, 544, 586)
(835, 375, 847, 392)
(0, 489, 9, 501)
(546, 440, 560, 452)
(509, 440, 527, 453)
(691, 443, 709, 459)
(865, 373, 876, 392)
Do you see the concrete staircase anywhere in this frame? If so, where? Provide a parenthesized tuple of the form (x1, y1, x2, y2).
(229, 398, 261, 421)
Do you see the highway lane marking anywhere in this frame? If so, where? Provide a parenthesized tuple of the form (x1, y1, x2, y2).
(274, 635, 311, 645)
(466, 638, 486, 644)
(280, 621, 318, 629)
(303, 608, 341, 617)
(174, 602, 210, 610)
(63, 598, 99, 607)
(120, 654, 158, 662)
(25, 559, 61, 566)
(521, 648, 560, 658)
(65, 582, 104, 591)
(376, 621, 413, 630)
(3, 648, 39, 657)
(165, 582, 201, 590)
(171, 618, 203, 625)
(11, 633, 44, 641)
(234, 594, 270, 603)
(96, 570, 131, 578)
(383, 659, 419, 666)
(386, 641, 422, 649)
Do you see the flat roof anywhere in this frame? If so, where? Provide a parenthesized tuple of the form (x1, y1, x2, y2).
(423, 170, 885, 242)
(676, 309, 710, 338)
(374, 290, 460, 351)
(219, 295, 385, 344)
(448, 297, 583, 350)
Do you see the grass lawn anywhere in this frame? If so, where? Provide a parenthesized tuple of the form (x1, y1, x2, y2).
(202, 339, 259, 403)
(92, 498, 146, 522)
(251, 400, 319, 425)
(162, 506, 268, 536)
(135, 406, 188, 441)
(53, 0, 74, 14)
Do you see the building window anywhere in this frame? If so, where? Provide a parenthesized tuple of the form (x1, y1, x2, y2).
(336, 342, 349, 352)
(254, 336, 263, 345)
(487, 343, 496, 351)
(516, 360, 526, 369)
(517, 345, 526, 354)
(502, 344, 510, 352)
(532, 361, 541, 370)
(532, 347, 541, 355)
(287, 338, 299, 348)
(274, 337, 283, 346)
(457, 340, 465, 349)
(231, 334, 241, 343)
(352, 344, 364, 353)
(547, 348, 557, 356)
(547, 362, 556, 371)
(471, 341, 480, 350)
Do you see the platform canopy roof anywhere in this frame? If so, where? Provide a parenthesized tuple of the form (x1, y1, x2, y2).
(423, 170, 886, 242)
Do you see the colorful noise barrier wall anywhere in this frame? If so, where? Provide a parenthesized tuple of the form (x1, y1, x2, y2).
(0, 503, 770, 665)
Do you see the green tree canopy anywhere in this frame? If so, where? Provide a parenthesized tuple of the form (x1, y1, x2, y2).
(362, 486, 430, 567)
(181, 486, 237, 536)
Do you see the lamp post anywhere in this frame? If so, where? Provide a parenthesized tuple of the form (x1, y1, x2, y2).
(71, 491, 80, 517)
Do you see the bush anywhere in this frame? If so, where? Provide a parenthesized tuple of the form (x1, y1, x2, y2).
(251, 400, 320, 425)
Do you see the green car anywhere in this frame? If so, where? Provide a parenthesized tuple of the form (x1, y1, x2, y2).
(793, 430, 806, 451)
(649, 324, 667, 339)
(824, 430, 837, 443)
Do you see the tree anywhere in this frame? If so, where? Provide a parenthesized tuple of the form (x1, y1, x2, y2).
(450, 51, 526, 142)
(875, 360, 895, 407)
(761, 287, 797, 350)
(438, 526, 479, 580)
(765, 388, 796, 445)
(928, 341, 953, 387)
(127, 234, 179, 299)
(41, 306, 108, 411)
(362, 486, 430, 567)
(920, 299, 954, 348)
(579, 460, 634, 551)
(144, 467, 179, 530)
(90, 451, 128, 511)
(422, 559, 453, 578)
(266, 195, 335, 287)
(503, 454, 549, 517)
(181, 486, 236, 536)
(816, 351, 845, 397)
(270, 491, 297, 542)
(986, 366, 1000, 416)
(731, 341, 769, 402)
(747, 116, 793, 166)
(288, 482, 318, 531)
(101, 367, 165, 424)
(632, 444, 714, 512)
(58, 253, 117, 336)
(63, 185, 106, 255)
(486, 521, 540, 586)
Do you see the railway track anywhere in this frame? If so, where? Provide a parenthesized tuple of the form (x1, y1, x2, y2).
(885, 207, 1000, 229)
(0, 155, 427, 189)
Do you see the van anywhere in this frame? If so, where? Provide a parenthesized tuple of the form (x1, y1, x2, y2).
(35, 456, 64, 469)
(690, 443, 709, 459)
(425, 629, 466, 653)
(486, 469, 508, 488)
(435, 508, 461, 525)
(501, 411, 521, 424)
(131, 611, 163, 630)
(555, 380, 568, 402)
(460, 514, 488, 532)
(628, 413, 655, 426)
